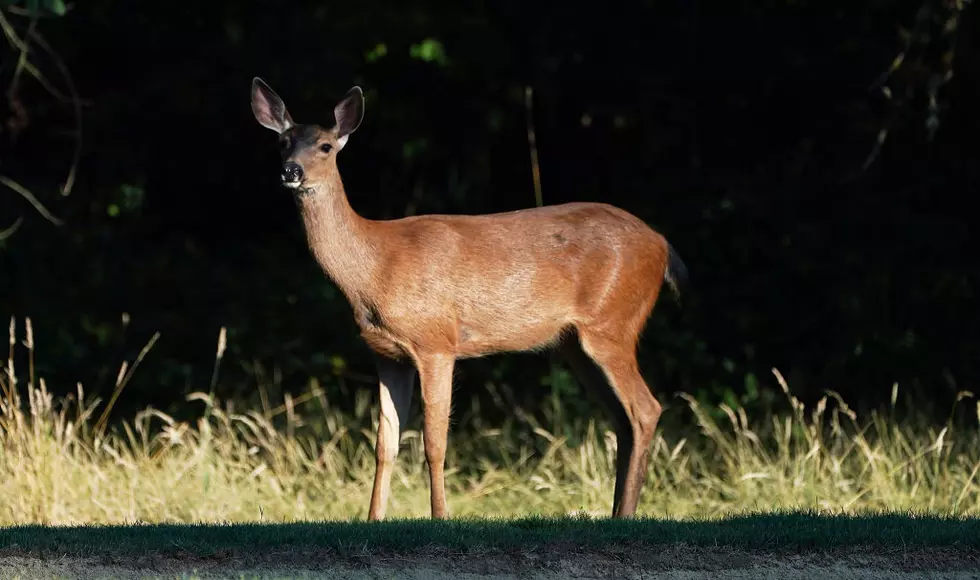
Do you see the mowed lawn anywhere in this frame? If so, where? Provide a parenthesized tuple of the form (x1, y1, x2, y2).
(2, 513, 980, 579)
(3, 512, 980, 555)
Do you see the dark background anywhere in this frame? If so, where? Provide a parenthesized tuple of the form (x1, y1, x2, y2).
(1, 0, 977, 428)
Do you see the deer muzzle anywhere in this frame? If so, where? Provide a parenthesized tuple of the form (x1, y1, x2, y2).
(281, 162, 304, 189)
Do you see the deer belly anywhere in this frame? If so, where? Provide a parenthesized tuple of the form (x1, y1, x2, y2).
(454, 313, 569, 358)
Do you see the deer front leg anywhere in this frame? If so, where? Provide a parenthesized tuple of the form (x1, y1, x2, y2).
(416, 352, 455, 519)
(368, 355, 416, 521)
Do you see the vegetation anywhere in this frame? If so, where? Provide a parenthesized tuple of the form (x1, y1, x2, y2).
(2, 318, 979, 527)
(2, 0, 978, 425)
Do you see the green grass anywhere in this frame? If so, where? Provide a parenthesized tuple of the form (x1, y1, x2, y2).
(2, 513, 980, 556)
(2, 316, 980, 527)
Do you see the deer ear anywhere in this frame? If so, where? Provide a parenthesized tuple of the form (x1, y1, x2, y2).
(251, 77, 294, 134)
(333, 86, 364, 148)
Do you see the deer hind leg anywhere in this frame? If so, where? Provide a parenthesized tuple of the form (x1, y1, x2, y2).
(415, 352, 455, 519)
(569, 328, 662, 518)
(558, 334, 632, 515)
(368, 355, 416, 521)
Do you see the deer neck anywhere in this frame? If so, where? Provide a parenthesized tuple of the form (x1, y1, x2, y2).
(294, 176, 379, 302)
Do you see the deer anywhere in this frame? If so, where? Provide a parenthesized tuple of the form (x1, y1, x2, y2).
(249, 77, 688, 521)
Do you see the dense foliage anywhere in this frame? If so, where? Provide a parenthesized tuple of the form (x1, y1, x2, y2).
(1, 0, 977, 427)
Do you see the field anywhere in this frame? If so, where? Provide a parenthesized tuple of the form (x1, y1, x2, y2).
(2, 319, 980, 577)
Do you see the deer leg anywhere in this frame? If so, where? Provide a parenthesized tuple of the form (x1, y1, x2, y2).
(416, 352, 455, 519)
(558, 335, 633, 516)
(576, 329, 662, 518)
(368, 355, 416, 521)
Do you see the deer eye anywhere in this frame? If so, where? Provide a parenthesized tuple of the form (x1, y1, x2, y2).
(319, 143, 333, 154)
(279, 137, 291, 151)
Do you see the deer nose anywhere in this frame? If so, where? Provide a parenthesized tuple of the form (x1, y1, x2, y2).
(281, 162, 304, 187)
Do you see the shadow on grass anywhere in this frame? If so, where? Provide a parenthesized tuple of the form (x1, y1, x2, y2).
(2, 511, 980, 557)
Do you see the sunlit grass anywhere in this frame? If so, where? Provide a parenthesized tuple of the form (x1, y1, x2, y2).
(1, 316, 979, 526)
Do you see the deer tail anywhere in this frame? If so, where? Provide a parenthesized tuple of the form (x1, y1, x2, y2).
(664, 241, 689, 300)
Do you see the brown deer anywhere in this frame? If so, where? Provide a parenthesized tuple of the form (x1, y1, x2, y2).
(250, 77, 688, 520)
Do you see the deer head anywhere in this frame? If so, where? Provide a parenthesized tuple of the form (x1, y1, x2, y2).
(250, 77, 364, 193)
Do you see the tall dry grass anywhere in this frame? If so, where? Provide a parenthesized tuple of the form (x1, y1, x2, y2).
(1, 316, 979, 525)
